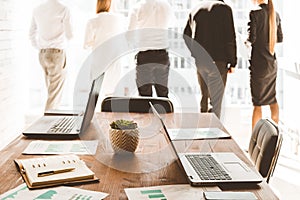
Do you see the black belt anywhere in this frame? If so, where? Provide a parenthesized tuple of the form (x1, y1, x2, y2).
(139, 49, 167, 54)
(40, 48, 63, 53)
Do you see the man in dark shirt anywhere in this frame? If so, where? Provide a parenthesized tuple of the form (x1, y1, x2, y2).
(183, 0, 237, 118)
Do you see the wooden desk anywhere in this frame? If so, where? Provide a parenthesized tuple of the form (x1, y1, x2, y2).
(0, 113, 278, 200)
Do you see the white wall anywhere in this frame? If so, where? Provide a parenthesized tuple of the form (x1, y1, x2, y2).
(0, 0, 27, 150)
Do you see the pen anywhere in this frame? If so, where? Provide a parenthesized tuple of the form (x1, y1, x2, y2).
(37, 167, 75, 177)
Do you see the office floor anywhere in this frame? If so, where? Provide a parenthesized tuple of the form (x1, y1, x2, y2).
(222, 106, 300, 200)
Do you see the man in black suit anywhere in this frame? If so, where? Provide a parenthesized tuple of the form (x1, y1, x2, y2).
(183, 0, 237, 118)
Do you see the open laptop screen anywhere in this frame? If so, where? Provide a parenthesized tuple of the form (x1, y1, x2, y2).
(149, 102, 180, 158)
(80, 74, 104, 134)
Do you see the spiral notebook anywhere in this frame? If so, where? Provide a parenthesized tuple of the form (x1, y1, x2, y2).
(14, 155, 98, 189)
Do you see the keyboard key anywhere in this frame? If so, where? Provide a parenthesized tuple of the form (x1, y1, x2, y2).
(186, 154, 232, 181)
(48, 117, 76, 133)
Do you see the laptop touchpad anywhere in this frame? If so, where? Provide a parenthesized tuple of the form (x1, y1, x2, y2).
(223, 162, 248, 173)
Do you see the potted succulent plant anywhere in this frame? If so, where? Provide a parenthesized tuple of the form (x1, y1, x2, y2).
(109, 119, 139, 153)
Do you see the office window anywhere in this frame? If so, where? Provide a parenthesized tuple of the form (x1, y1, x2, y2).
(22, 0, 286, 118)
(22, 0, 300, 161)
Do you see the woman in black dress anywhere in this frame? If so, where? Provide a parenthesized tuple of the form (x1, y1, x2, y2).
(247, 0, 283, 129)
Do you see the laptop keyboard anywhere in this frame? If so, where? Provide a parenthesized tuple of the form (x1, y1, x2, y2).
(48, 117, 76, 133)
(186, 154, 232, 180)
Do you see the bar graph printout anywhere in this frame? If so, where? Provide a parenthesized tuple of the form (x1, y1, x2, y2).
(125, 184, 219, 200)
(22, 140, 98, 155)
(141, 189, 166, 199)
(168, 128, 230, 141)
(0, 184, 108, 200)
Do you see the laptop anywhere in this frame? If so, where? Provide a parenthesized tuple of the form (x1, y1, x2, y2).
(23, 74, 104, 139)
(149, 102, 262, 186)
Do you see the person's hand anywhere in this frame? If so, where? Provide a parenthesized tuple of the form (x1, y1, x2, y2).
(228, 66, 235, 74)
(244, 41, 251, 48)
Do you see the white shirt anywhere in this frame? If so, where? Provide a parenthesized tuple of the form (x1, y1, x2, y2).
(29, 0, 73, 49)
(84, 12, 126, 50)
(83, 12, 127, 97)
(128, 0, 174, 51)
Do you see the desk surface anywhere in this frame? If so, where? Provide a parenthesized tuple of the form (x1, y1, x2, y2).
(0, 112, 278, 200)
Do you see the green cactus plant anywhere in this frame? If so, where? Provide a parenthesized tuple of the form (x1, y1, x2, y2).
(110, 119, 138, 130)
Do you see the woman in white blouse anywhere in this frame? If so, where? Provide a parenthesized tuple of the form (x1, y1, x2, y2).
(84, 0, 126, 98)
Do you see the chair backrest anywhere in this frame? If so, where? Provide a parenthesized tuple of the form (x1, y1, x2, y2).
(101, 96, 174, 113)
(248, 119, 283, 183)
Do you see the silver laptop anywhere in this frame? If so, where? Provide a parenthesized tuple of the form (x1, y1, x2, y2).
(23, 74, 103, 139)
(149, 102, 262, 186)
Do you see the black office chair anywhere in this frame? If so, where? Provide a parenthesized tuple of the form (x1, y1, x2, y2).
(248, 119, 283, 183)
(101, 96, 174, 113)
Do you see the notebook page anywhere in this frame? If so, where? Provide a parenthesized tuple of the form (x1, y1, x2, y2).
(20, 155, 94, 187)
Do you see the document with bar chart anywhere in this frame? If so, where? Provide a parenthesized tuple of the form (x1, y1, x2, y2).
(125, 184, 219, 200)
(168, 128, 230, 140)
(0, 184, 108, 200)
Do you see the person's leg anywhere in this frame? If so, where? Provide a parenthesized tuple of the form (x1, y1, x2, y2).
(136, 64, 153, 96)
(252, 105, 262, 129)
(100, 60, 122, 97)
(207, 62, 227, 118)
(153, 63, 169, 97)
(136, 51, 155, 96)
(219, 63, 228, 118)
(152, 50, 170, 97)
(39, 49, 66, 111)
(153, 64, 169, 98)
(197, 71, 209, 112)
(270, 102, 279, 124)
